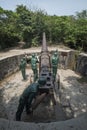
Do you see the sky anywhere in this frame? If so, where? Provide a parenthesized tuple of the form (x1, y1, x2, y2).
(0, 0, 87, 16)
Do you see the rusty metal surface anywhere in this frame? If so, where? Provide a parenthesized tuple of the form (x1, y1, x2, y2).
(41, 32, 48, 52)
(40, 53, 50, 68)
(39, 32, 51, 71)
(39, 32, 55, 96)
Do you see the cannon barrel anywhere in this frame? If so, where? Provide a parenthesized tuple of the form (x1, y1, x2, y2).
(39, 32, 51, 71)
(32, 33, 56, 111)
(38, 33, 55, 94)
(41, 32, 48, 52)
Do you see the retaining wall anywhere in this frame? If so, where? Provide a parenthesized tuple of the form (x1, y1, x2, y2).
(0, 55, 23, 80)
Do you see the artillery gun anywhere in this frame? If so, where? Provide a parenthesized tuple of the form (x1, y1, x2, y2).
(31, 32, 60, 110)
(16, 32, 60, 121)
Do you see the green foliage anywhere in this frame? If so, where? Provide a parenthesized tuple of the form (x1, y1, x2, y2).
(76, 10, 87, 19)
(0, 5, 87, 52)
(0, 7, 20, 50)
(31, 36, 39, 47)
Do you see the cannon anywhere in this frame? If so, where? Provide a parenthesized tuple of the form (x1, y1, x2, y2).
(16, 33, 60, 121)
(31, 32, 59, 110)
(38, 32, 55, 95)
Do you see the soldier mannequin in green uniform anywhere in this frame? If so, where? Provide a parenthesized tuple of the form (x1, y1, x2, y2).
(31, 53, 39, 82)
(20, 57, 26, 80)
(51, 50, 59, 81)
(16, 78, 46, 121)
(16, 82, 39, 121)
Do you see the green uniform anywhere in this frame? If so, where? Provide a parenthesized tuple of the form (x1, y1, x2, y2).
(31, 54, 38, 82)
(51, 52, 59, 81)
(20, 58, 26, 80)
(16, 83, 39, 121)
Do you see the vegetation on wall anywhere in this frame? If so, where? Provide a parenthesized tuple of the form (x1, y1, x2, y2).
(0, 5, 87, 52)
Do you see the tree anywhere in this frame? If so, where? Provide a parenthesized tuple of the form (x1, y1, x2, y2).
(15, 5, 34, 47)
(0, 7, 20, 50)
(76, 10, 87, 19)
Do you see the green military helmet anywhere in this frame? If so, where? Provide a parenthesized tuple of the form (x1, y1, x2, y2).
(32, 53, 35, 57)
(21, 59, 23, 62)
(54, 51, 57, 56)
(38, 77, 46, 85)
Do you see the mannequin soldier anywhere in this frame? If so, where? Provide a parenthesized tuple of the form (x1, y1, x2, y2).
(16, 78, 46, 121)
(51, 51, 59, 81)
(31, 53, 39, 82)
(20, 57, 27, 80)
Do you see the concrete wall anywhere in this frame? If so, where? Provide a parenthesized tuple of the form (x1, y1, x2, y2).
(58, 50, 75, 70)
(0, 113, 87, 130)
(0, 55, 23, 80)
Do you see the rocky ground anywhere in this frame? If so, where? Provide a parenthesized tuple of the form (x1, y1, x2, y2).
(58, 69, 87, 118)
